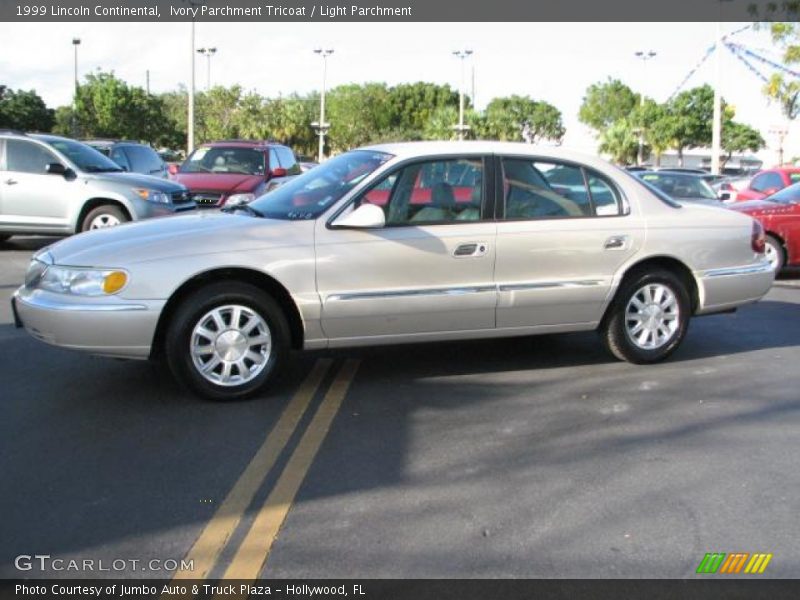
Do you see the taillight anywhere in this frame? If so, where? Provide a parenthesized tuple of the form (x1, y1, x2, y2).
(751, 219, 766, 254)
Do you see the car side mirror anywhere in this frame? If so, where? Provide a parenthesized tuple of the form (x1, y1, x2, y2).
(270, 167, 287, 178)
(333, 203, 386, 229)
(46, 163, 67, 175)
(167, 163, 179, 176)
(763, 187, 780, 196)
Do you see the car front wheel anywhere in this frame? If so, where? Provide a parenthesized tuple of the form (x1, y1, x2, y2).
(81, 205, 129, 232)
(601, 269, 690, 364)
(165, 282, 290, 400)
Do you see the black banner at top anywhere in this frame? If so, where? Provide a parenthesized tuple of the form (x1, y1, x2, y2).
(0, 0, 798, 22)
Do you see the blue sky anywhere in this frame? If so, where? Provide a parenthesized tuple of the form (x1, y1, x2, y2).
(0, 21, 795, 161)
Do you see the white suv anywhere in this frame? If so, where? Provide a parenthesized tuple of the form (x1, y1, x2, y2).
(0, 131, 195, 241)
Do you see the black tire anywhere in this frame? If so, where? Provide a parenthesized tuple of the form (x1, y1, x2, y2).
(81, 204, 128, 232)
(600, 269, 691, 364)
(765, 235, 785, 273)
(165, 281, 290, 401)
(0, 234, 12, 243)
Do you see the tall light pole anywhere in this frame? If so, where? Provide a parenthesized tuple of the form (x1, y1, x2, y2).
(72, 38, 80, 137)
(634, 50, 657, 165)
(712, 0, 734, 174)
(197, 47, 217, 90)
(452, 49, 473, 140)
(312, 48, 333, 162)
(188, 21, 195, 156)
(711, 21, 725, 174)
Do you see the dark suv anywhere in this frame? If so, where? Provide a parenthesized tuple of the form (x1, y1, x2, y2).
(171, 141, 301, 208)
(85, 140, 168, 179)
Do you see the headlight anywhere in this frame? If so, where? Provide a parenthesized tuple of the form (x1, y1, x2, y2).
(25, 259, 48, 289)
(133, 188, 171, 204)
(226, 193, 255, 206)
(36, 265, 129, 296)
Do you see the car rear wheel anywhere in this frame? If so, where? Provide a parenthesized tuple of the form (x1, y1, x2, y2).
(165, 281, 290, 401)
(764, 235, 785, 272)
(81, 205, 129, 232)
(601, 269, 690, 364)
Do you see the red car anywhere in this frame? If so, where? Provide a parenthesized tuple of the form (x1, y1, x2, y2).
(735, 167, 800, 201)
(170, 141, 301, 208)
(729, 182, 800, 271)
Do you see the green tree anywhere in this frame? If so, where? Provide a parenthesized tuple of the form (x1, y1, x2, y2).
(598, 118, 639, 165)
(73, 71, 167, 143)
(386, 82, 461, 138)
(421, 106, 485, 140)
(721, 121, 765, 168)
(0, 87, 55, 132)
(483, 95, 565, 143)
(326, 83, 393, 152)
(579, 78, 639, 132)
(666, 84, 716, 165)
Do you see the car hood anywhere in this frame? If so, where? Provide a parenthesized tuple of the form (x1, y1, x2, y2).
(174, 172, 263, 194)
(91, 171, 186, 192)
(729, 200, 792, 216)
(43, 212, 313, 267)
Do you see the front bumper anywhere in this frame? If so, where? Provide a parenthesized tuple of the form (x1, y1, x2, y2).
(695, 259, 775, 315)
(13, 286, 165, 359)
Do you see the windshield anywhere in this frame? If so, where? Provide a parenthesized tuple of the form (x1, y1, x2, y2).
(638, 173, 718, 200)
(249, 150, 393, 220)
(44, 138, 122, 173)
(766, 182, 800, 205)
(181, 146, 266, 175)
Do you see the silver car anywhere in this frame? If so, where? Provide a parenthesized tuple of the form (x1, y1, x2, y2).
(0, 132, 195, 240)
(12, 142, 774, 400)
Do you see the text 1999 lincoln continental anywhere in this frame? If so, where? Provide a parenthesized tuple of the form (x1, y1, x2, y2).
(13, 142, 774, 400)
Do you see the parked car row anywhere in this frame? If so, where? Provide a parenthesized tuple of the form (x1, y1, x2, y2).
(0, 131, 306, 241)
(0, 130, 195, 240)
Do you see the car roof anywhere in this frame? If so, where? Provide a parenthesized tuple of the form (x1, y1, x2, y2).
(361, 141, 614, 171)
(636, 170, 702, 179)
(202, 140, 285, 149)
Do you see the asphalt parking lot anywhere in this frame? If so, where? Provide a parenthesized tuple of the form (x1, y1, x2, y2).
(1, 236, 799, 579)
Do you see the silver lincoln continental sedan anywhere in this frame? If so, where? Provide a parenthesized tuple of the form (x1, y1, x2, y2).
(13, 142, 774, 400)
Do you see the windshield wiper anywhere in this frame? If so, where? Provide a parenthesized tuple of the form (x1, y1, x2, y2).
(221, 203, 263, 218)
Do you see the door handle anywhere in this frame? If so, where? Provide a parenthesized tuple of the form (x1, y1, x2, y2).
(453, 242, 488, 258)
(3, 179, 17, 186)
(604, 235, 629, 250)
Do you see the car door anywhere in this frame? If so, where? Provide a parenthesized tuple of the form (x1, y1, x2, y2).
(494, 156, 644, 329)
(0, 138, 74, 231)
(315, 155, 498, 342)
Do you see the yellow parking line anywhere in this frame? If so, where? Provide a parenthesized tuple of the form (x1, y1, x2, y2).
(171, 359, 333, 583)
(220, 359, 361, 584)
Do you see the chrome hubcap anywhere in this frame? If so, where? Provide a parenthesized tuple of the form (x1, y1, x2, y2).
(765, 242, 779, 270)
(89, 214, 121, 229)
(190, 304, 271, 387)
(625, 283, 680, 350)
